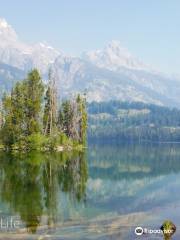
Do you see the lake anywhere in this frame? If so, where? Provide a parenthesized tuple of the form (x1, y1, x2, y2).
(0, 143, 180, 239)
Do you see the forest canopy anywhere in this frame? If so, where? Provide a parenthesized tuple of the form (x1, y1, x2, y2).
(88, 101, 180, 142)
(0, 69, 87, 151)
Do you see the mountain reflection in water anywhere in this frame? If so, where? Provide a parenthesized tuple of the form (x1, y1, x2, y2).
(0, 143, 180, 239)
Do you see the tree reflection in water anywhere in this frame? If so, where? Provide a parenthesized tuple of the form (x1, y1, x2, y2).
(0, 151, 88, 233)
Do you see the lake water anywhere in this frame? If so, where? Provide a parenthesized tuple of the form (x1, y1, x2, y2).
(0, 143, 180, 239)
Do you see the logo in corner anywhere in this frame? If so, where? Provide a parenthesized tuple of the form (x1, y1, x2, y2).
(135, 226, 143, 236)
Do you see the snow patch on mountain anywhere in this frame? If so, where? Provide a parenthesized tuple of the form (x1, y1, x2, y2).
(1, 18, 180, 107)
(83, 40, 150, 71)
(0, 18, 60, 73)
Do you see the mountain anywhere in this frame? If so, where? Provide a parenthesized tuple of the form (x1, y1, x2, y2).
(83, 40, 149, 71)
(52, 50, 180, 107)
(0, 18, 59, 74)
(1, 17, 180, 107)
(0, 62, 25, 96)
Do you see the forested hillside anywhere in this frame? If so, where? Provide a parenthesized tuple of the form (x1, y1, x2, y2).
(88, 101, 180, 142)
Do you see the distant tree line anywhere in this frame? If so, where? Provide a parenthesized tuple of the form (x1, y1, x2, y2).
(88, 101, 180, 142)
(0, 69, 87, 150)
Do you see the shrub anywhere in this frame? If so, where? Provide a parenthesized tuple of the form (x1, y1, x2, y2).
(27, 133, 47, 150)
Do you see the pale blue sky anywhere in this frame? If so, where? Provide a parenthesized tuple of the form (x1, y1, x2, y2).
(1, 0, 180, 74)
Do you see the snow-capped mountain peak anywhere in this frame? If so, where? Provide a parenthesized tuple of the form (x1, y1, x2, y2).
(0, 17, 18, 41)
(0, 17, 60, 73)
(105, 40, 132, 58)
(83, 40, 149, 71)
(1, 18, 180, 107)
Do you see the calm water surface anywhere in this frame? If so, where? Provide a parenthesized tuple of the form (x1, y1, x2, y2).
(0, 143, 180, 239)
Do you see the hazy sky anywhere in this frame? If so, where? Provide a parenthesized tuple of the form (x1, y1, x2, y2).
(1, 0, 180, 74)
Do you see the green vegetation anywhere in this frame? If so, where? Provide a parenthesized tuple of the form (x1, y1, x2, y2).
(0, 150, 88, 232)
(88, 101, 180, 142)
(0, 69, 87, 151)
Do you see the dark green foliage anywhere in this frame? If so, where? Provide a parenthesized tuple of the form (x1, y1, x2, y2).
(76, 94, 88, 144)
(0, 69, 44, 149)
(58, 100, 74, 137)
(25, 69, 44, 135)
(88, 101, 180, 142)
(58, 94, 87, 144)
(0, 69, 87, 151)
(43, 70, 57, 135)
(43, 86, 55, 135)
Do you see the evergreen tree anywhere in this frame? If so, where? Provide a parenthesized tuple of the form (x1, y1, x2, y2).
(0, 82, 27, 148)
(1, 94, 15, 148)
(58, 95, 87, 144)
(60, 100, 74, 137)
(0, 69, 87, 150)
(25, 69, 44, 135)
(76, 94, 87, 144)
(43, 70, 57, 135)
(0, 69, 44, 149)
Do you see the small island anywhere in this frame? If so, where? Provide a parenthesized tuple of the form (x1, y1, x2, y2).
(0, 69, 87, 151)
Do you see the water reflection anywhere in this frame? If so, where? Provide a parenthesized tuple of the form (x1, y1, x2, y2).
(0, 143, 180, 239)
(0, 151, 88, 233)
(87, 143, 180, 218)
(88, 143, 180, 179)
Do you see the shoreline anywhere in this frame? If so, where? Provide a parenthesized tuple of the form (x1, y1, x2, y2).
(0, 211, 152, 239)
(0, 144, 87, 152)
(88, 139, 180, 144)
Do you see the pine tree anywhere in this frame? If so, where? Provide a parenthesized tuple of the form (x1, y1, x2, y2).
(61, 100, 74, 137)
(0, 69, 88, 150)
(0, 82, 27, 148)
(43, 70, 57, 135)
(1, 94, 15, 148)
(58, 94, 87, 144)
(1, 69, 44, 149)
(25, 69, 44, 135)
(76, 94, 87, 144)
